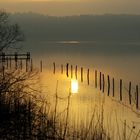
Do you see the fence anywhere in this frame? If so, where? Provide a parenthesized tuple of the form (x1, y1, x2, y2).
(52, 62, 139, 111)
(0, 52, 31, 71)
(0, 55, 139, 111)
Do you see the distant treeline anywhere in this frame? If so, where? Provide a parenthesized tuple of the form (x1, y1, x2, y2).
(10, 13, 140, 42)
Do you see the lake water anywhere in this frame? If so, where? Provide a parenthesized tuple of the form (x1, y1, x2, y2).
(21, 41, 140, 139)
(22, 41, 140, 83)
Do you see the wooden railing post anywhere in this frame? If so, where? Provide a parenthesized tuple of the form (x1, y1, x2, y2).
(20, 60, 23, 70)
(15, 52, 18, 70)
(26, 59, 28, 72)
(6, 57, 8, 69)
(10, 57, 11, 69)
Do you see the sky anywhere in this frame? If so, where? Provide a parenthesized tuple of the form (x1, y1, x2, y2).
(0, 0, 140, 16)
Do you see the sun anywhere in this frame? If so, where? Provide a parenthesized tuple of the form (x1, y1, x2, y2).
(71, 79, 78, 94)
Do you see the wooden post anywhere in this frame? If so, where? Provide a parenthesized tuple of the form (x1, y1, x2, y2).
(30, 59, 33, 72)
(107, 75, 110, 96)
(71, 65, 73, 78)
(2, 52, 5, 67)
(53, 62, 55, 74)
(15, 52, 18, 70)
(129, 82, 131, 105)
(102, 74, 105, 93)
(66, 63, 69, 77)
(40, 60, 43, 72)
(99, 72, 102, 90)
(20, 60, 23, 70)
(15, 60, 17, 70)
(6, 57, 8, 69)
(40, 60, 42, 72)
(120, 79, 122, 101)
(136, 85, 139, 109)
(2, 66, 5, 78)
(75, 65, 77, 79)
(87, 69, 89, 85)
(112, 78, 115, 97)
(27, 52, 30, 61)
(10, 57, 11, 69)
(26, 59, 28, 72)
(61, 64, 63, 74)
(95, 70, 97, 88)
(81, 67, 83, 82)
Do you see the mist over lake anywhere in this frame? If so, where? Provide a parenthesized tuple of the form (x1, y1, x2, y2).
(9, 13, 140, 84)
(11, 13, 140, 42)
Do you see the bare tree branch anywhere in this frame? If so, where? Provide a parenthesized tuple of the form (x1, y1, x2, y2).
(0, 10, 24, 52)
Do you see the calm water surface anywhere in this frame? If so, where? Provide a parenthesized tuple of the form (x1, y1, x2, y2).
(22, 41, 140, 139)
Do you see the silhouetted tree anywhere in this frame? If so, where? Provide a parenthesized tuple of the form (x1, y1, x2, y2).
(0, 10, 24, 52)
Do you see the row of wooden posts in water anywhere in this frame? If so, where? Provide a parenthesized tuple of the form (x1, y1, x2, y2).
(0, 54, 139, 110)
(53, 62, 139, 110)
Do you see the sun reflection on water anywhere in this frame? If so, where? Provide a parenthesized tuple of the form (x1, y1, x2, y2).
(71, 79, 78, 94)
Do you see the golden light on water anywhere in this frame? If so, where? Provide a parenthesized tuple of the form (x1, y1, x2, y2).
(71, 79, 78, 94)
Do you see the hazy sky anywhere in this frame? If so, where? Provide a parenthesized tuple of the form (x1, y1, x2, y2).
(0, 0, 140, 16)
